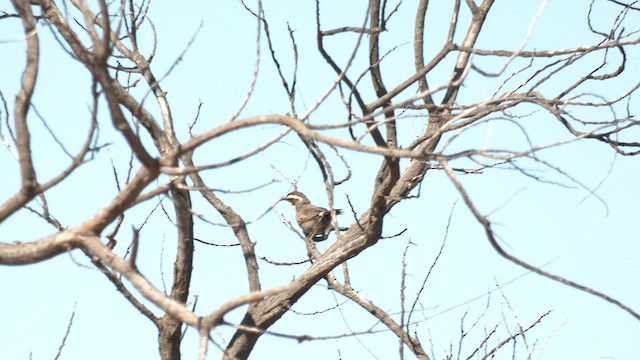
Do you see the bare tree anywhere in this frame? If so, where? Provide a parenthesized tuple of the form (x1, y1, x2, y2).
(1, 0, 639, 359)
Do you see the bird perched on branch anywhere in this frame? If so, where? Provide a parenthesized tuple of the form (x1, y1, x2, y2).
(281, 191, 342, 241)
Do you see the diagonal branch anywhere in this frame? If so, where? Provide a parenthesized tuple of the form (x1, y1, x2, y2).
(439, 159, 640, 321)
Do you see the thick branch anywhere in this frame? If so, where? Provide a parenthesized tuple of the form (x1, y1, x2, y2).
(11, 0, 39, 197)
(77, 165, 159, 234)
(0, 231, 80, 265)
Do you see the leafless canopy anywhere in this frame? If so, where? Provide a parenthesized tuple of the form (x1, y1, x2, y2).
(1, 0, 639, 359)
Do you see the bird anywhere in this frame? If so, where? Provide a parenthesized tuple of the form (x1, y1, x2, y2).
(281, 191, 342, 241)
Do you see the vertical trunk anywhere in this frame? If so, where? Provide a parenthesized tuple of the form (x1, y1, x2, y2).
(158, 317, 183, 360)
(157, 185, 194, 360)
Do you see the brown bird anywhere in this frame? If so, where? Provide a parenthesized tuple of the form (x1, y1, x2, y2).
(281, 191, 342, 241)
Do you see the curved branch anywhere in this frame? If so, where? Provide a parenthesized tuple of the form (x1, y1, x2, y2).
(78, 165, 159, 234)
(413, 0, 440, 106)
(8, 0, 39, 205)
(181, 115, 419, 159)
(182, 152, 262, 293)
(439, 159, 640, 321)
(0, 230, 80, 265)
(314, 0, 387, 147)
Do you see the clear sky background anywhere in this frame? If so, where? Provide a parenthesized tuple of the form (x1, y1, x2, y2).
(1, 0, 639, 359)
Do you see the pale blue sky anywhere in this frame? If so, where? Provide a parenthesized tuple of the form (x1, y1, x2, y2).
(1, 1, 639, 359)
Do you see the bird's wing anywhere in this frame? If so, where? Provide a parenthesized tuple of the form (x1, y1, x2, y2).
(296, 204, 327, 223)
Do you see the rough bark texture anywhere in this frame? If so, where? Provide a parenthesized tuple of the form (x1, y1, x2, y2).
(2, 0, 640, 359)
